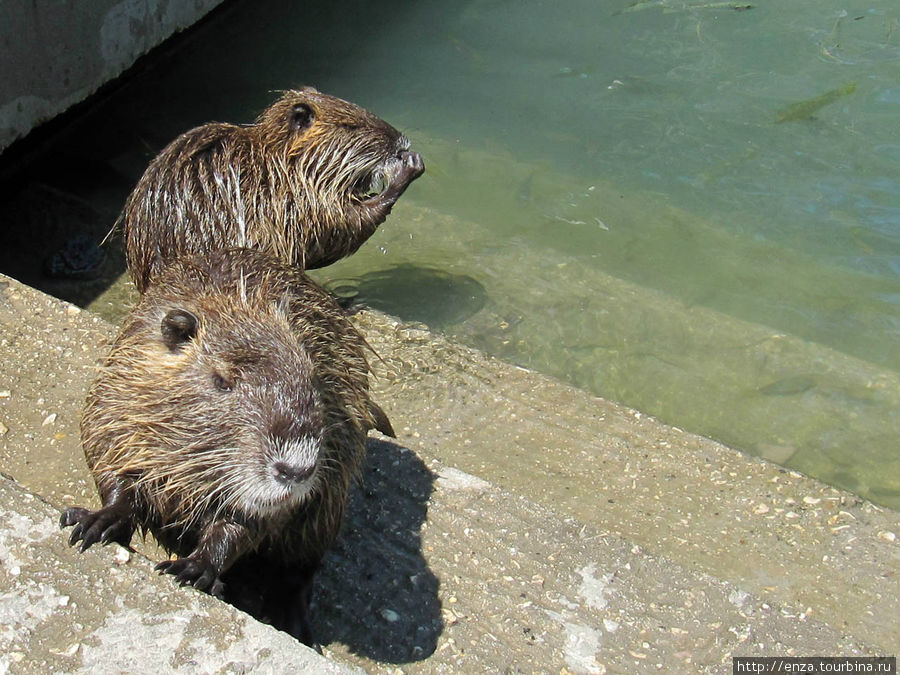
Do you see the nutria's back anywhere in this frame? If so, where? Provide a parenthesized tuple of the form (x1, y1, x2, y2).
(122, 87, 424, 292)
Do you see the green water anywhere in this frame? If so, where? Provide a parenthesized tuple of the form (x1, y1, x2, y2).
(18, 0, 900, 505)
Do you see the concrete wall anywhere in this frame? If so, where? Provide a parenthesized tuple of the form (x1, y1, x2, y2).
(0, 0, 225, 152)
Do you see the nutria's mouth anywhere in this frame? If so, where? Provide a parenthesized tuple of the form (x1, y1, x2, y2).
(355, 150, 425, 206)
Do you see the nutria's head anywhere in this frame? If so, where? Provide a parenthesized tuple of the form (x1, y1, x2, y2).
(248, 87, 425, 266)
(156, 305, 330, 520)
(256, 88, 423, 211)
(84, 250, 377, 530)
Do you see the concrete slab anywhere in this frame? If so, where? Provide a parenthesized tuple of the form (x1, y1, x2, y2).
(0, 473, 354, 674)
(322, 446, 883, 672)
(353, 312, 900, 656)
(0, 0, 225, 151)
(0, 273, 897, 672)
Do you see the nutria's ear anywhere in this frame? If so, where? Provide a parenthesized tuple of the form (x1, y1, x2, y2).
(290, 104, 315, 132)
(161, 309, 198, 351)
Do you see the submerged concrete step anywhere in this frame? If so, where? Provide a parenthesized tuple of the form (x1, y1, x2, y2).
(0, 273, 897, 672)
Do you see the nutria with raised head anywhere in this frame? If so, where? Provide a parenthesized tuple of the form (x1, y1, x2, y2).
(121, 87, 424, 292)
(60, 248, 394, 642)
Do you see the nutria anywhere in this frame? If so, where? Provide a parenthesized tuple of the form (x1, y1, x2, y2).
(60, 248, 394, 642)
(121, 87, 424, 292)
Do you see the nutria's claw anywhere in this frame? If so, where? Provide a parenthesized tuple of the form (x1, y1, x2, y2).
(364, 151, 424, 208)
(399, 150, 425, 179)
(60, 506, 134, 552)
(60, 506, 90, 529)
(156, 556, 224, 597)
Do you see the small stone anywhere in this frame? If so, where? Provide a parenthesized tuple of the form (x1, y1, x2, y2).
(878, 531, 896, 543)
(380, 608, 400, 622)
(50, 643, 80, 658)
(0, 422, 8, 435)
(802, 496, 821, 505)
(66, 305, 82, 316)
(728, 590, 749, 607)
(42, 413, 57, 426)
(0, 390, 10, 399)
(752, 503, 770, 515)
(113, 547, 131, 564)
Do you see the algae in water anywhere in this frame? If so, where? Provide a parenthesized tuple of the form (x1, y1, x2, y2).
(775, 83, 857, 123)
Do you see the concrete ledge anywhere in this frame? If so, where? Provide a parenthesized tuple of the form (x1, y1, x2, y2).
(0, 273, 897, 671)
(0, 472, 353, 673)
(353, 311, 900, 655)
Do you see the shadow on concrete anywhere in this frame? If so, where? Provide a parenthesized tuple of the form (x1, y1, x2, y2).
(313, 437, 443, 663)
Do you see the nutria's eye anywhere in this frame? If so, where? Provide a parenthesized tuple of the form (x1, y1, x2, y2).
(212, 372, 234, 392)
(290, 104, 315, 132)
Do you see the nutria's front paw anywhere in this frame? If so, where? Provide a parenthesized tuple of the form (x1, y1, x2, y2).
(60, 506, 135, 552)
(155, 556, 224, 597)
(400, 150, 425, 180)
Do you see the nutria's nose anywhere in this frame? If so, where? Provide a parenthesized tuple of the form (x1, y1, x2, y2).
(273, 462, 315, 485)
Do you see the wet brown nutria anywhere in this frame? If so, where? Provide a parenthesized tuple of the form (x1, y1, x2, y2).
(121, 87, 424, 292)
(60, 248, 394, 643)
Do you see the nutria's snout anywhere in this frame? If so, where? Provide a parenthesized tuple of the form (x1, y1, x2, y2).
(250, 436, 321, 517)
(273, 461, 316, 486)
(268, 433, 321, 491)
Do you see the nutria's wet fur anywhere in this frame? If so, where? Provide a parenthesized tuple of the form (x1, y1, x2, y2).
(121, 87, 424, 292)
(60, 248, 393, 642)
